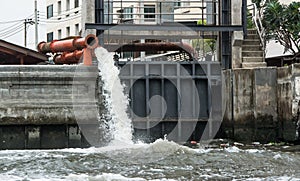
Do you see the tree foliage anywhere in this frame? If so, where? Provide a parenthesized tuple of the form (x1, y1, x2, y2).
(263, 0, 300, 55)
(191, 20, 216, 58)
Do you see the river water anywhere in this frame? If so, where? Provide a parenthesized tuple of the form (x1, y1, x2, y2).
(0, 140, 299, 180)
(1, 48, 299, 180)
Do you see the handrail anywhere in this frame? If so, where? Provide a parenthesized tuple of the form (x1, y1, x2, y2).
(247, 3, 266, 52)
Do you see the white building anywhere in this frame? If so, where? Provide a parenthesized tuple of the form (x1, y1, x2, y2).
(45, 0, 215, 41)
(107, 0, 215, 25)
(46, 0, 82, 42)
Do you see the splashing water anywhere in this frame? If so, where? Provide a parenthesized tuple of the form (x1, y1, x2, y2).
(95, 47, 133, 144)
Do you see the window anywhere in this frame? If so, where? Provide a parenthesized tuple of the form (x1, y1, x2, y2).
(58, 29, 62, 39)
(47, 5, 53, 19)
(124, 7, 133, 19)
(47, 32, 53, 42)
(58, 1, 61, 15)
(75, 0, 79, 8)
(144, 5, 155, 21)
(75, 24, 79, 35)
(174, 1, 181, 8)
(66, 27, 70, 37)
(66, 0, 70, 11)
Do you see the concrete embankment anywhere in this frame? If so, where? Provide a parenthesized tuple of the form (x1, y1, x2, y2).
(1, 64, 299, 149)
(223, 64, 300, 143)
(0, 65, 102, 149)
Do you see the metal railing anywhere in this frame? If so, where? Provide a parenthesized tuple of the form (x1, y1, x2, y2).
(102, 0, 219, 25)
(247, 3, 265, 51)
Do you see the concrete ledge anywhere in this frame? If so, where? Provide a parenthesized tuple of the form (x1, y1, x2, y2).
(232, 31, 244, 46)
(0, 65, 100, 125)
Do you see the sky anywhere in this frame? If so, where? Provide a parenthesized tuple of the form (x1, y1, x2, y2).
(0, 0, 46, 50)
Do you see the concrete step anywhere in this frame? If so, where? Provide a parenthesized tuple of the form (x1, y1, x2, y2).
(243, 39, 261, 46)
(243, 57, 264, 62)
(242, 51, 264, 57)
(242, 45, 263, 51)
(247, 29, 258, 35)
(242, 62, 267, 68)
(245, 34, 260, 40)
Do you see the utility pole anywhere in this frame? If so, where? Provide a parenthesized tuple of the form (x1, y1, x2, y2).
(24, 19, 34, 47)
(34, 0, 38, 47)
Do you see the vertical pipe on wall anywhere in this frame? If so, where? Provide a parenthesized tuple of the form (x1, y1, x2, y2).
(242, 0, 248, 38)
(220, 0, 232, 69)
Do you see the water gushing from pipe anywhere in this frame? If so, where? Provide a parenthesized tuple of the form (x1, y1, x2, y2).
(95, 47, 133, 144)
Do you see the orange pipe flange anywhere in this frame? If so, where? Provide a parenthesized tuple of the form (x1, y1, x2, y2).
(37, 34, 99, 54)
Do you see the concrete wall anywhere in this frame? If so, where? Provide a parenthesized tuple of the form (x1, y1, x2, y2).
(223, 64, 300, 143)
(0, 65, 103, 149)
(277, 64, 300, 140)
(2, 63, 300, 148)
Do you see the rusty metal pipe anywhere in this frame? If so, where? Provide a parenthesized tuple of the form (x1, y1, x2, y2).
(106, 42, 198, 58)
(37, 34, 98, 54)
(54, 50, 83, 64)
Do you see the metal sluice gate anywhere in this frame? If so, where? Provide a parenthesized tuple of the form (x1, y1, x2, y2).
(117, 61, 223, 142)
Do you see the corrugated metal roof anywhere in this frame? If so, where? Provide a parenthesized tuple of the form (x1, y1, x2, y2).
(0, 39, 48, 65)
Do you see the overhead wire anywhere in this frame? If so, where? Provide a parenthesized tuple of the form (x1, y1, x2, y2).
(0, 13, 34, 25)
(0, 19, 24, 24)
(0, 25, 25, 38)
(0, 14, 34, 34)
(39, 6, 81, 16)
(0, 13, 34, 40)
(38, 10, 81, 18)
(0, 21, 24, 32)
(39, 13, 81, 24)
(0, 24, 24, 37)
(1, 26, 25, 39)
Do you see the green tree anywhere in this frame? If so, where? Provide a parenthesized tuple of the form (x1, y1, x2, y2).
(191, 20, 216, 60)
(252, 0, 265, 9)
(263, 0, 300, 55)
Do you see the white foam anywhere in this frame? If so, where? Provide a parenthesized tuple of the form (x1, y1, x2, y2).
(95, 47, 133, 144)
(65, 173, 145, 181)
(273, 153, 282, 159)
(0, 175, 62, 181)
(234, 176, 300, 181)
(245, 149, 266, 154)
(225, 146, 241, 153)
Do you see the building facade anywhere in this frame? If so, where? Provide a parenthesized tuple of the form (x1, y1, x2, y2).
(45, 0, 245, 68)
(98, 0, 217, 25)
(46, 0, 82, 42)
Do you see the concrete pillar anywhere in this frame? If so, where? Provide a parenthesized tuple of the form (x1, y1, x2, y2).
(231, 0, 243, 68)
(81, 0, 96, 36)
(232, 31, 243, 68)
(157, 0, 174, 23)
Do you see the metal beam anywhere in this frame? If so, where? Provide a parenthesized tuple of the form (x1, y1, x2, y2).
(102, 32, 218, 40)
(85, 23, 244, 32)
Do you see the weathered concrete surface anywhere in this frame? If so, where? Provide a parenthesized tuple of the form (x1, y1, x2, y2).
(253, 68, 278, 141)
(223, 64, 300, 143)
(231, 0, 243, 69)
(0, 65, 100, 125)
(222, 70, 234, 137)
(277, 64, 300, 141)
(0, 65, 105, 149)
(2, 63, 300, 148)
(81, 0, 96, 36)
